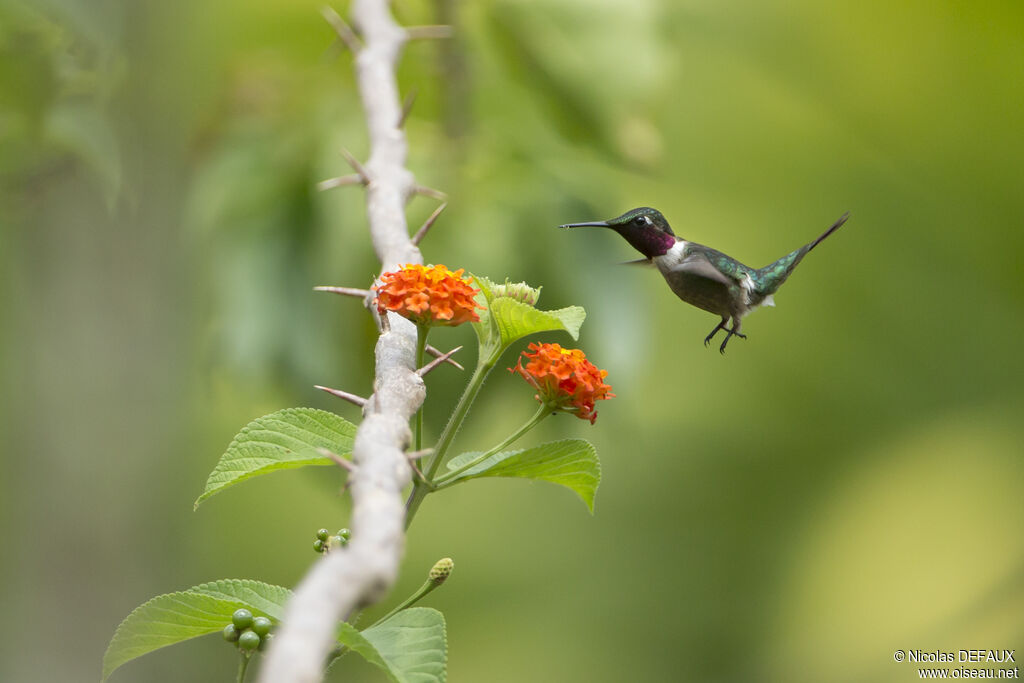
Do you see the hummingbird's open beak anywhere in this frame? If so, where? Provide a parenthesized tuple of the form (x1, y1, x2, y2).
(558, 221, 610, 229)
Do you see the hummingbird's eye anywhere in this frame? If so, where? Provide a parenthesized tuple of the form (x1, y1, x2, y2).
(634, 215, 648, 226)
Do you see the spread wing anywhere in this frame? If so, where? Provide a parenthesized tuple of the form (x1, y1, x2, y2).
(668, 248, 743, 287)
(662, 247, 752, 315)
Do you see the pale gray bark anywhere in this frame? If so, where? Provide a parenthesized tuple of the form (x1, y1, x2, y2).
(257, 1, 432, 681)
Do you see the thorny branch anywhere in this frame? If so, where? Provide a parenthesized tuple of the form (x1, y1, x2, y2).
(258, 1, 447, 680)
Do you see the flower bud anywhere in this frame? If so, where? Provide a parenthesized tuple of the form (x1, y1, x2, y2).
(429, 557, 454, 585)
(492, 280, 541, 306)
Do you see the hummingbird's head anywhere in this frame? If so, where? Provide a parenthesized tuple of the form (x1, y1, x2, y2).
(560, 207, 676, 258)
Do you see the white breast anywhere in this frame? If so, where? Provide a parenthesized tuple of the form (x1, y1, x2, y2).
(653, 240, 688, 274)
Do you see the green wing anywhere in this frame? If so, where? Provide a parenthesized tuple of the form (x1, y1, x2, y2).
(684, 244, 752, 283)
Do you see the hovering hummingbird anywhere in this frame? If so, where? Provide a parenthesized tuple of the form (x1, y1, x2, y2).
(560, 208, 850, 353)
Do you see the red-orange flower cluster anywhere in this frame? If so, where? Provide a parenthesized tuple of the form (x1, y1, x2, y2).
(510, 342, 614, 424)
(375, 264, 483, 327)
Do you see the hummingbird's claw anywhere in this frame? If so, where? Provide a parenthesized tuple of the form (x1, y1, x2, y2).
(704, 320, 728, 347)
(717, 327, 747, 354)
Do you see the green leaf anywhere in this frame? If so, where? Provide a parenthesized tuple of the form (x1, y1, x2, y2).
(470, 274, 500, 349)
(336, 623, 392, 673)
(102, 579, 291, 681)
(195, 408, 356, 509)
(444, 439, 601, 512)
(472, 273, 498, 304)
(362, 608, 448, 683)
(470, 273, 585, 356)
(490, 298, 585, 346)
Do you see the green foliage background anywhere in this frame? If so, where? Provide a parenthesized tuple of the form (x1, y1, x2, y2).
(2, 0, 1022, 680)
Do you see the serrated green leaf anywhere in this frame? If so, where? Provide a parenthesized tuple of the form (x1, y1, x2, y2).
(362, 608, 448, 683)
(470, 274, 585, 357)
(195, 408, 356, 508)
(101, 579, 291, 681)
(489, 298, 585, 346)
(472, 273, 498, 304)
(337, 623, 392, 674)
(443, 439, 600, 512)
(470, 274, 499, 349)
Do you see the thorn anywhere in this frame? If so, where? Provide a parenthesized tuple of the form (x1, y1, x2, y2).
(397, 89, 417, 129)
(318, 447, 356, 472)
(413, 185, 447, 200)
(317, 174, 365, 191)
(314, 286, 373, 298)
(315, 384, 368, 407)
(406, 448, 434, 461)
(405, 25, 455, 41)
(341, 148, 372, 185)
(416, 345, 463, 377)
(321, 6, 362, 53)
(411, 202, 447, 246)
(408, 458, 427, 484)
(425, 342, 463, 370)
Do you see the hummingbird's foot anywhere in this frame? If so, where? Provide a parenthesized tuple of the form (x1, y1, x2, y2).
(703, 320, 728, 347)
(718, 328, 747, 354)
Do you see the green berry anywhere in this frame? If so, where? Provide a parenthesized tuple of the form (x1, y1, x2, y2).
(251, 616, 272, 637)
(232, 608, 253, 630)
(238, 630, 261, 651)
(222, 624, 240, 642)
(337, 528, 351, 541)
(330, 535, 343, 549)
(258, 633, 274, 652)
(316, 528, 329, 542)
(313, 539, 324, 553)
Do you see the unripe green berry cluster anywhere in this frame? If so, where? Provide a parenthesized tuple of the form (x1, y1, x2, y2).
(313, 527, 351, 554)
(222, 608, 274, 653)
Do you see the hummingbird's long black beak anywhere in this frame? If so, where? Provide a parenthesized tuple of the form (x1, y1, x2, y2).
(558, 221, 610, 229)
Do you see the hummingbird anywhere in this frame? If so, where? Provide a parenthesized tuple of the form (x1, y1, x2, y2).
(560, 208, 850, 353)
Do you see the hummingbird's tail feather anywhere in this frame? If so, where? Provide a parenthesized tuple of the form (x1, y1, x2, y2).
(806, 211, 850, 253)
(754, 211, 850, 296)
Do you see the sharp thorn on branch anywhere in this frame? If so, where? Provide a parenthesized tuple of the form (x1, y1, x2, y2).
(416, 345, 463, 377)
(341, 148, 372, 184)
(413, 185, 447, 200)
(406, 448, 434, 461)
(425, 342, 463, 370)
(397, 89, 417, 129)
(405, 25, 455, 41)
(314, 285, 373, 298)
(409, 459, 428, 484)
(318, 447, 357, 472)
(317, 174, 366, 191)
(411, 201, 447, 246)
(315, 384, 368, 407)
(321, 5, 363, 53)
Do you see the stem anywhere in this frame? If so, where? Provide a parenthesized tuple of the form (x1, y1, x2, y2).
(404, 353, 496, 527)
(414, 326, 428, 454)
(434, 404, 548, 486)
(236, 652, 251, 683)
(369, 577, 438, 627)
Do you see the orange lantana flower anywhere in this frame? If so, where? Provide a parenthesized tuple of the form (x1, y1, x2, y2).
(375, 264, 483, 327)
(510, 342, 614, 424)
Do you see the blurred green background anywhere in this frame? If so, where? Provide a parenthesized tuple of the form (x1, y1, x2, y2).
(2, 0, 1022, 681)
